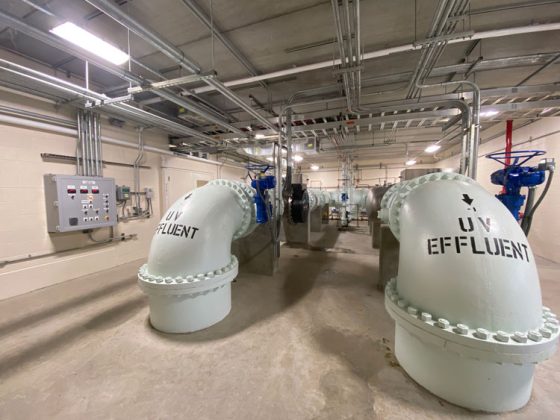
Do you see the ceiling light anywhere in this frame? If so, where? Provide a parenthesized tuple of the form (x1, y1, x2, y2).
(255, 133, 265, 139)
(424, 144, 441, 153)
(480, 110, 499, 118)
(310, 164, 320, 171)
(293, 155, 303, 162)
(405, 159, 417, 166)
(266, 157, 274, 162)
(51, 22, 129, 65)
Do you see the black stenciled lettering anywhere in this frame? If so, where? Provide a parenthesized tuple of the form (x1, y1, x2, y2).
(477, 217, 492, 233)
(470, 236, 485, 254)
(511, 241, 523, 260)
(155, 223, 164, 234)
(191, 227, 199, 239)
(521, 244, 530, 262)
(174, 211, 183, 221)
(173, 224, 183, 236)
(165, 211, 174, 221)
(459, 217, 474, 232)
(502, 239, 513, 258)
(455, 236, 468, 253)
(440, 237, 452, 254)
(484, 237, 500, 255)
(498, 238, 505, 256)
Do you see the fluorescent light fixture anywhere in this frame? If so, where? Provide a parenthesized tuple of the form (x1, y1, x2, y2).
(424, 144, 441, 153)
(480, 110, 499, 118)
(255, 133, 266, 139)
(169, 144, 177, 148)
(266, 157, 274, 162)
(405, 159, 417, 166)
(293, 155, 303, 162)
(310, 164, 320, 171)
(50, 22, 129, 65)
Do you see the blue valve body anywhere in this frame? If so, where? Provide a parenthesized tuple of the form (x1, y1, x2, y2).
(490, 166, 545, 220)
(251, 175, 276, 224)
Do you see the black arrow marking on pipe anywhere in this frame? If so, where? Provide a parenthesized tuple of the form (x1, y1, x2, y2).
(462, 194, 474, 206)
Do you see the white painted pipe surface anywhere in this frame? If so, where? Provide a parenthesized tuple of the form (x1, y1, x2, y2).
(138, 180, 257, 333)
(379, 172, 558, 412)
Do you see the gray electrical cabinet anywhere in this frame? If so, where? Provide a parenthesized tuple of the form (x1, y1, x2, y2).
(44, 174, 118, 232)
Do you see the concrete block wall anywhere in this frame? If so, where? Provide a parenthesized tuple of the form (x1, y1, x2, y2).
(0, 93, 246, 300)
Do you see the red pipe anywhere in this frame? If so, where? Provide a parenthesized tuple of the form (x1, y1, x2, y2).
(502, 120, 514, 193)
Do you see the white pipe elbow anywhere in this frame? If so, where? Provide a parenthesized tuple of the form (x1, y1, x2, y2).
(138, 180, 256, 333)
(379, 172, 558, 412)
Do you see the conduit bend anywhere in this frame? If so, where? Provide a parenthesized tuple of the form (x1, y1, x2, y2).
(379, 172, 558, 412)
(138, 180, 257, 333)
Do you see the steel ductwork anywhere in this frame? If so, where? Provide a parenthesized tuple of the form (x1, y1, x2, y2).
(379, 172, 558, 412)
(138, 180, 257, 333)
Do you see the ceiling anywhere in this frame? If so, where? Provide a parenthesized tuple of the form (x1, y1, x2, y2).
(0, 0, 559, 168)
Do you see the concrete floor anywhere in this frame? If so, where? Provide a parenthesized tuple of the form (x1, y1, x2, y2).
(1, 224, 559, 419)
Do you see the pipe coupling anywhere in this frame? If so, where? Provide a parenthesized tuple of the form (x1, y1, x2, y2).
(385, 278, 559, 364)
(208, 179, 257, 240)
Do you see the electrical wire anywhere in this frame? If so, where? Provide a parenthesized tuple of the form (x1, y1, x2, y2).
(87, 226, 115, 244)
(522, 169, 554, 235)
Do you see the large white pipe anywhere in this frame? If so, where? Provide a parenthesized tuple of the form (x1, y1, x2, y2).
(138, 179, 257, 333)
(379, 172, 558, 412)
(193, 23, 560, 94)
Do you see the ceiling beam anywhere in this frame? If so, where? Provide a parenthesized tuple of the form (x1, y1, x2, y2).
(179, 0, 266, 89)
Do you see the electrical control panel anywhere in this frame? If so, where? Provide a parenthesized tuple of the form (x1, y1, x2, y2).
(44, 174, 117, 232)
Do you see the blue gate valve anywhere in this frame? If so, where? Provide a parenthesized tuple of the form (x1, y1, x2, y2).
(251, 174, 276, 224)
(486, 150, 546, 220)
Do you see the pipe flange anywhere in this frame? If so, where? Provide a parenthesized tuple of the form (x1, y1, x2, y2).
(208, 179, 257, 239)
(385, 278, 559, 364)
(138, 255, 239, 295)
(379, 173, 474, 239)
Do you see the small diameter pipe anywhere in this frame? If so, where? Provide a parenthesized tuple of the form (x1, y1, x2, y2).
(76, 111, 83, 175)
(0, 112, 241, 168)
(0, 232, 137, 268)
(416, 79, 480, 178)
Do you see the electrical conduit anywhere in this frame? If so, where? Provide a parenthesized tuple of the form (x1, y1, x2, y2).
(379, 172, 558, 412)
(138, 180, 257, 333)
